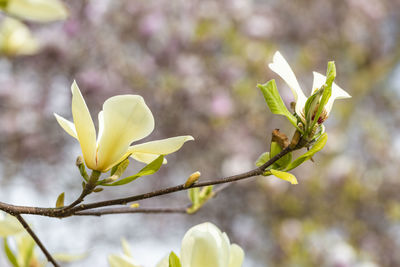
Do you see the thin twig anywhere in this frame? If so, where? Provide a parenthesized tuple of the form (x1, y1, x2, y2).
(74, 207, 187, 216)
(14, 214, 60, 267)
(0, 144, 295, 217)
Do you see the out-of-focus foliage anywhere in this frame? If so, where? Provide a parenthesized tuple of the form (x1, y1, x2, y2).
(0, 0, 400, 266)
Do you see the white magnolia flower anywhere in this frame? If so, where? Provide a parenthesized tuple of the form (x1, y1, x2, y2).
(268, 51, 351, 124)
(180, 222, 244, 267)
(3, 0, 68, 22)
(55, 81, 194, 172)
(0, 17, 39, 56)
(108, 239, 141, 267)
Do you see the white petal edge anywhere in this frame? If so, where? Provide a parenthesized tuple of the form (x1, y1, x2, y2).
(54, 113, 77, 139)
(312, 72, 351, 115)
(268, 51, 307, 117)
(71, 81, 97, 170)
(229, 244, 245, 267)
(95, 95, 154, 171)
(156, 254, 169, 267)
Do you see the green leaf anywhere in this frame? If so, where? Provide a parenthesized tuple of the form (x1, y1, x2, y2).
(270, 142, 292, 169)
(255, 152, 270, 167)
(270, 169, 298, 184)
(102, 155, 164, 186)
(169, 252, 181, 267)
(325, 61, 336, 86)
(188, 187, 200, 206)
(3, 238, 19, 267)
(284, 133, 328, 171)
(257, 80, 300, 131)
(55, 192, 65, 208)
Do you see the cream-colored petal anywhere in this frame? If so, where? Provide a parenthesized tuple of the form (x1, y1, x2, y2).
(229, 244, 245, 267)
(108, 254, 139, 267)
(127, 135, 194, 156)
(71, 81, 97, 170)
(54, 113, 77, 139)
(97, 111, 104, 145)
(269, 51, 307, 117)
(96, 95, 154, 171)
(0, 214, 24, 237)
(130, 152, 167, 165)
(181, 222, 230, 267)
(156, 255, 169, 267)
(6, 0, 68, 23)
(313, 72, 351, 115)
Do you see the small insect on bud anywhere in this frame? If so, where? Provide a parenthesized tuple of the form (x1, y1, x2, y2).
(76, 156, 84, 167)
(184, 171, 201, 188)
(130, 203, 140, 208)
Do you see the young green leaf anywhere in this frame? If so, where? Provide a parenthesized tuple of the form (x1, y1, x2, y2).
(169, 252, 181, 267)
(284, 133, 328, 171)
(257, 80, 300, 131)
(270, 169, 298, 184)
(101, 155, 164, 186)
(55, 192, 65, 208)
(3, 238, 18, 267)
(255, 152, 270, 167)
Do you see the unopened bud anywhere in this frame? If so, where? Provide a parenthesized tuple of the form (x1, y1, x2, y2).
(93, 188, 103, 193)
(271, 129, 290, 148)
(130, 203, 140, 208)
(76, 156, 84, 167)
(102, 175, 119, 184)
(290, 130, 301, 149)
(184, 171, 201, 188)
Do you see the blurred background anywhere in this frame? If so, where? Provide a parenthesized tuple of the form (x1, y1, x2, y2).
(1, 0, 400, 266)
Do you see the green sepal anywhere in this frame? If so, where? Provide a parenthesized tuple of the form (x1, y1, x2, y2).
(3, 238, 18, 267)
(110, 155, 131, 176)
(77, 163, 89, 182)
(270, 169, 298, 184)
(100, 155, 164, 186)
(284, 133, 328, 171)
(55, 192, 65, 208)
(257, 80, 301, 132)
(169, 252, 181, 267)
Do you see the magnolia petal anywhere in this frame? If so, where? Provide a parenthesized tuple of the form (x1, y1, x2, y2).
(269, 51, 307, 117)
(313, 72, 351, 115)
(229, 244, 245, 267)
(71, 81, 97, 170)
(6, 0, 68, 22)
(97, 111, 104, 144)
(96, 95, 154, 171)
(108, 254, 139, 267)
(127, 135, 194, 158)
(181, 222, 230, 267)
(156, 255, 169, 267)
(0, 214, 24, 237)
(54, 113, 78, 139)
(130, 152, 168, 165)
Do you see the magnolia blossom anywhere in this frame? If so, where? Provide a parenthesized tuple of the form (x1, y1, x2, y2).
(2, 0, 68, 22)
(0, 18, 39, 56)
(55, 81, 194, 172)
(269, 51, 351, 124)
(158, 222, 244, 267)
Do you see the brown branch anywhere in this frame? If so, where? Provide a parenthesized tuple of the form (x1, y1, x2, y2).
(68, 145, 295, 214)
(0, 143, 296, 218)
(74, 207, 187, 216)
(14, 214, 60, 267)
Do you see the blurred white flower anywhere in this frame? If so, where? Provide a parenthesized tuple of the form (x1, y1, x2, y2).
(0, 17, 39, 56)
(108, 239, 141, 267)
(2, 0, 68, 22)
(157, 222, 244, 267)
(55, 81, 194, 172)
